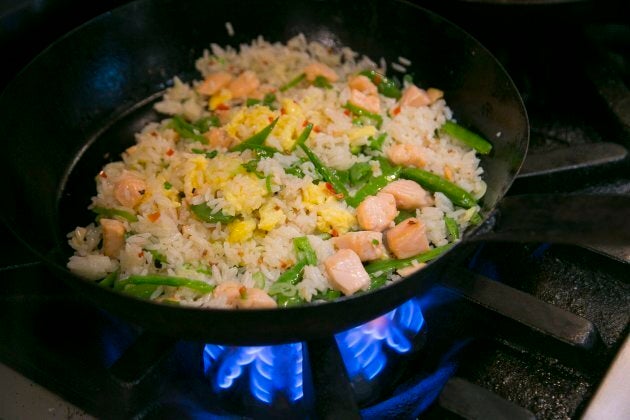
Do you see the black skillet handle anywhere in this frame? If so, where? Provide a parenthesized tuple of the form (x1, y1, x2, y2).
(469, 194, 630, 246)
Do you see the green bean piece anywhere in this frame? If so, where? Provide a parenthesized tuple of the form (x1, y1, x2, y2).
(312, 289, 342, 301)
(293, 236, 317, 266)
(147, 249, 168, 268)
(348, 162, 372, 187)
(297, 125, 350, 199)
(277, 294, 306, 307)
(343, 102, 383, 129)
(444, 216, 460, 241)
(394, 209, 416, 224)
(359, 69, 402, 99)
(365, 244, 454, 276)
(293, 122, 313, 150)
(368, 133, 387, 151)
(124, 274, 215, 294)
(246, 93, 276, 108)
(400, 167, 477, 209)
(276, 260, 308, 285)
(279, 73, 306, 92)
(368, 274, 388, 291)
(168, 115, 208, 144)
(313, 75, 333, 89)
(92, 206, 138, 222)
(121, 284, 160, 299)
(230, 118, 279, 152)
(253, 272, 266, 289)
(469, 210, 483, 225)
(189, 203, 236, 224)
(192, 115, 220, 132)
(192, 148, 218, 159)
(99, 270, 118, 288)
(441, 121, 493, 155)
(265, 175, 273, 194)
(345, 166, 401, 207)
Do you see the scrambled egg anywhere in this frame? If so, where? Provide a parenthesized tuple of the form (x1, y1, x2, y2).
(223, 173, 268, 215)
(204, 154, 245, 192)
(273, 98, 305, 151)
(209, 88, 232, 111)
(258, 201, 286, 231)
(316, 197, 356, 235)
(227, 218, 257, 243)
(347, 125, 377, 143)
(224, 105, 276, 140)
(301, 182, 330, 207)
(183, 155, 208, 196)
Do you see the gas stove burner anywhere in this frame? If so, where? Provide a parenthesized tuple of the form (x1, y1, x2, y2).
(202, 298, 424, 412)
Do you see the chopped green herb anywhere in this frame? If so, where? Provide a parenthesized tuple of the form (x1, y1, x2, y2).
(284, 162, 305, 178)
(371, 239, 380, 246)
(242, 160, 265, 178)
(163, 181, 172, 190)
(265, 175, 272, 194)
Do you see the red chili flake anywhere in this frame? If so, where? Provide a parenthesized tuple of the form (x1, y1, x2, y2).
(374, 75, 382, 85)
(239, 286, 247, 299)
(138, 251, 145, 258)
(98, 170, 107, 178)
(325, 182, 336, 194)
(166, 148, 174, 156)
(280, 108, 286, 115)
(392, 106, 401, 116)
(302, 120, 310, 127)
(268, 116, 274, 123)
(148, 211, 161, 222)
(313, 125, 322, 133)
(343, 109, 351, 116)
(331, 229, 339, 237)
(216, 103, 230, 111)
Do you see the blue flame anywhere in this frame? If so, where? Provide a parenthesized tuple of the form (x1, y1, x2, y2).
(336, 298, 424, 380)
(203, 343, 304, 404)
(202, 298, 424, 404)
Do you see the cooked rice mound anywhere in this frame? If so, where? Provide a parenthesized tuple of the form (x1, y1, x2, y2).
(67, 35, 487, 309)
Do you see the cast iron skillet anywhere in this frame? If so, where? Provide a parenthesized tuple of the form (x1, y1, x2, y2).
(0, 0, 628, 345)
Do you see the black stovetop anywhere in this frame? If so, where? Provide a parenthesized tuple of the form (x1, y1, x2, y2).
(1, 0, 629, 418)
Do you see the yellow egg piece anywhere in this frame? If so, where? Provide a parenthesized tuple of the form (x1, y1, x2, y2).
(223, 173, 268, 215)
(209, 88, 232, 110)
(316, 197, 356, 235)
(347, 125, 377, 143)
(301, 182, 329, 206)
(258, 201, 286, 231)
(227, 218, 257, 243)
(224, 105, 276, 140)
